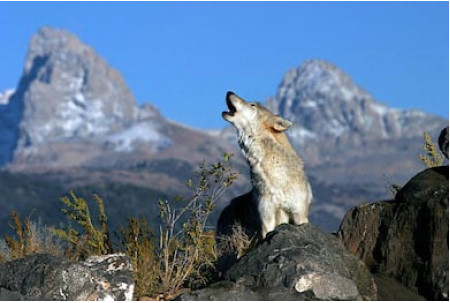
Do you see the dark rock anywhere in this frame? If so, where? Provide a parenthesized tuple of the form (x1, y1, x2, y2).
(177, 280, 309, 301)
(215, 191, 262, 273)
(0, 253, 134, 300)
(373, 273, 426, 301)
(182, 223, 377, 301)
(338, 166, 449, 300)
(439, 126, 449, 159)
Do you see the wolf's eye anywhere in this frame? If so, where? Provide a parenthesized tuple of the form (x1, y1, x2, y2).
(250, 103, 256, 107)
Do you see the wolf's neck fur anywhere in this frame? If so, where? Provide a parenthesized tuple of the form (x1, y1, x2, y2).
(237, 128, 304, 197)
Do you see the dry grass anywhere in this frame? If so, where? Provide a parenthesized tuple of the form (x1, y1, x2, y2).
(51, 191, 112, 261)
(420, 131, 444, 167)
(0, 211, 63, 262)
(217, 224, 256, 260)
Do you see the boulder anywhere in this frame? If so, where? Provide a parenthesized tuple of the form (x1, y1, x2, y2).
(439, 126, 449, 159)
(338, 166, 449, 300)
(180, 223, 377, 300)
(0, 253, 134, 300)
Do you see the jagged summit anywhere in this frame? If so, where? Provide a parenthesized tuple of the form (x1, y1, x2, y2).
(267, 59, 444, 146)
(274, 59, 371, 107)
(0, 27, 235, 169)
(0, 27, 169, 167)
(16, 26, 139, 146)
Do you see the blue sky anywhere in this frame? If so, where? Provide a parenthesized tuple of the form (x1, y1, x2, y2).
(0, 2, 448, 129)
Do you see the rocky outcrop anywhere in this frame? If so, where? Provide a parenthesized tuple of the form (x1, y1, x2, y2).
(0, 254, 134, 300)
(338, 165, 449, 300)
(180, 223, 377, 301)
(439, 126, 449, 159)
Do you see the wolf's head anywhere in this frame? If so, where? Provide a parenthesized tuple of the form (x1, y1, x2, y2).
(222, 91, 293, 136)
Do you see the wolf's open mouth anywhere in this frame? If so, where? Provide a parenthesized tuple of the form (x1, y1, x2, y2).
(224, 96, 237, 116)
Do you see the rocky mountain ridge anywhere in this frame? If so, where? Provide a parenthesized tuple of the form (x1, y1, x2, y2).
(266, 59, 443, 147)
(1, 27, 215, 169)
(18, 26, 138, 143)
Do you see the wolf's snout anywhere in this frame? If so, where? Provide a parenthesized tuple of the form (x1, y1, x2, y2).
(226, 91, 236, 100)
(222, 91, 238, 121)
(226, 96, 237, 114)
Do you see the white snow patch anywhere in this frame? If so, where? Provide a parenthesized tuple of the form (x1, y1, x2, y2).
(301, 99, 318, 108)
(370, 102, 389, 116)
(106, 121, 172, 152)
(74, 92, 85, 103)
(340, 87, 354, 101)
(403, 109, 427, 118)
(289, 127, 317, 144)
(203, 128, 223, 137)
(89, 99, 106, 120)
(68, 74, 84, 90)
(327, 119, 346, 136)
(0, 89, 15, 105)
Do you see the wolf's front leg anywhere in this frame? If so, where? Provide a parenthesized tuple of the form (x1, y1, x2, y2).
(261, 217, 276, 239)
(275, 209, 290, 226)
(259, 201, 276, 239)
(291, 211, 309, 226)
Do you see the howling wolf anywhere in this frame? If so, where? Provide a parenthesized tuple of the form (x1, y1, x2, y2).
(218, 91, 312, 240)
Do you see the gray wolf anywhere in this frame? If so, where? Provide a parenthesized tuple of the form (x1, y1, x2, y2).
(218, 91, 312, 241)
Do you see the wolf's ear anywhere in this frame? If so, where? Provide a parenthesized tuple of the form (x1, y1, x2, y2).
(270, 116, 293, 132)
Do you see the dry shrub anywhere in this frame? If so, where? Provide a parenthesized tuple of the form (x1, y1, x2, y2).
(215, 223, 259, 275)
(52, 191, 112, 261)
(0, 211, 63, 262)
(217, 224, 256, 260)
(121, 152, 237, 299)
(420, 131, 444, 167)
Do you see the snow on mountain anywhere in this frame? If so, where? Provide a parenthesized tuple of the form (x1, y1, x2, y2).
(0, 89, 15, 105)
(106, 121, 172, 153)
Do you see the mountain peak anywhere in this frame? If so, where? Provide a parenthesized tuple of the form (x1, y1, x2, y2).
(267, 59, 444, 146)
(270, 59, 371, 114)
(0, 27, 148, 167)
(15, 27, 138, 147)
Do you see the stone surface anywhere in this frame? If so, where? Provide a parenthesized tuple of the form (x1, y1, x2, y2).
(439, 126, 449, 159)
(338, 166, 449, 300)
(177, 280, 310, 301)
(373, 273, 426, 301)
(182, 223, 377, 301)
(0, 253, 134, 300)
